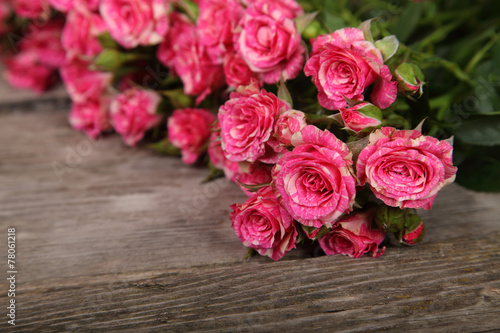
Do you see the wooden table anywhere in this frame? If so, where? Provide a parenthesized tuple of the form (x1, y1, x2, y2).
(1, 81, 499, 332)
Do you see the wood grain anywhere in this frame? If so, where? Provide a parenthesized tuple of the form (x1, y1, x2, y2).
(0, 92, 499, 332)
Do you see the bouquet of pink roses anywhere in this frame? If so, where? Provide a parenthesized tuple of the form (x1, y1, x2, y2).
(3, 0, 497, 260)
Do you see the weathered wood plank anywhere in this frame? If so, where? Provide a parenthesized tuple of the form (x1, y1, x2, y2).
(7, 235, 500, 332)
(0, 95, 499, 332)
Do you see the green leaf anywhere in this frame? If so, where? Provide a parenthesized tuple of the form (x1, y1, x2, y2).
(323, 12, 345, 32)
(455, 114, 500, 146)
(160, 88, 193, 109)
(473, 61, 500, 114)
(391, 2, 422, 43)
(178, 0, 199, 22)
(148, 139, 181, 156)
(456, 156, 500, 192)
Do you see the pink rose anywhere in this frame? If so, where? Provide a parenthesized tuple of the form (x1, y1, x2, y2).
(110, 88, 163, 147)
(157, 13, 224, 104)
(12, 0, 50, 19)
(218, 83, 290, 164)
(60, 58, 113, 104)
(318, 209, 386, 258)
(167, 108, 216, 164)
(338, 102, 383, 133)
(243, 0, 303, 19)
(304, 27, 398, 110)
(236, 2, 305, 84)
(208, 126, 242, 182)
(49, 0, 99, 12)
(69, 96, 112, 139)
(197, 0, 244, 63)
(356, 127, 457, 210)
(223, 51, 261, 88)
(156, 13, 192, 68)
(274, 109, 307, 146)
(272, 125, 357, 228)
(20, 19, 66, 69)
(99, 0, 170, 49)
(0, 2, 11, 36)
(230, 186, 298, 261)
(3, 52, 57, 93)
(236, 163, 273, 196)
(62, 6, 107, 58)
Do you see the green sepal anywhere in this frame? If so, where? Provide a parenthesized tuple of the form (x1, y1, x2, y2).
(94, 49, 149, 71)
(148, 138, 181, 156)
(97, 32, 119, 49)
(160, 88, 193, 109)
(375, 35, 399, 61)
(295, 11, 318, 34)
(245, 248, 256, 260)
(278, 75, 293, 108)
(374, 205, 406, 233)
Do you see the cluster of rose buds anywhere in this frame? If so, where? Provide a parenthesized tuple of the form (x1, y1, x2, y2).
(0, 0, 456, 261)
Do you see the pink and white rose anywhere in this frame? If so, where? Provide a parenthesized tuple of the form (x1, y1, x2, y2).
(157, 13, 224, 104)
(110, 88, 163, 147)
(20, 19, 66, 69)
(3, 52, 57, 93)
(338, 102, 383, 133)
(356, 127, 457, 210)
(168, 108, 216, 164)
(230, 186, 298, 261)
(243, 0, 303, 19)
(208, 126, 242, 182)
(236, 163, 273, 196)
(12, 0, 50, 19)
(99, 0, 171, 49)
(69, 95, 112, 139)
(272, 125, 357, 228)
(218, 83, 290, 164)
(318, 209, 386, 258)
(197, 0, 244, 63)
(60, 58, 113, 104)
(236, 2, 305, 84)
(0, 2, 11, 36)
(62, 6, 107, 58)
(304, 27, 398, 110)
(49, 0, 99, 12)
(223, 51, 261, 88)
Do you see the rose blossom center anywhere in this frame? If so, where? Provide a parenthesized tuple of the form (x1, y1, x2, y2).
(257, 25, 273, 49)
(288, 164, 340, 207)
(334, 235, 353, 252)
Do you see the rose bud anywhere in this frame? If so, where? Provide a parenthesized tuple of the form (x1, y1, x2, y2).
(395, 63, 425, 96)
(374, 205, 426, 245)
(338, 102, 383, 133)
(274, 109, 308, 146)
(402, 215, 426, 245)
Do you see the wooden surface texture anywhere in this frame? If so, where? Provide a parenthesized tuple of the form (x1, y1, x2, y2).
(0, 84, 499, 332)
